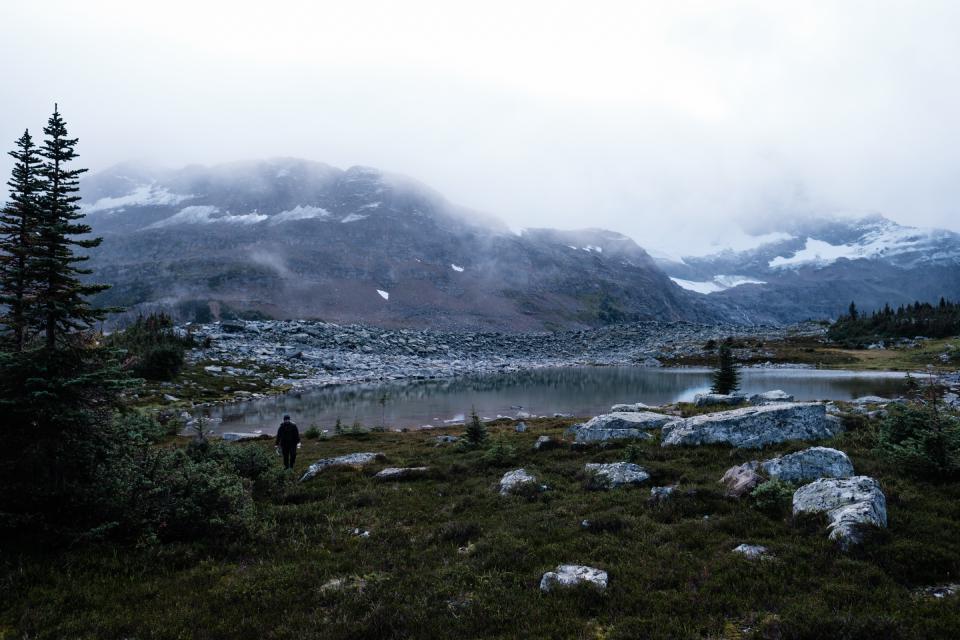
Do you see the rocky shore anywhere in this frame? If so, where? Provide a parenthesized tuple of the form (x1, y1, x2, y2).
(185, 319, 815, 404)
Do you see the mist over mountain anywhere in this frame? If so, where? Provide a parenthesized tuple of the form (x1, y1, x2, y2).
(82, 158, 711, 330)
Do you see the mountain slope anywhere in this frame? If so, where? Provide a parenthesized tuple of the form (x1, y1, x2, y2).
(658, 214, 960, 323)
(82, 159, 712, 330)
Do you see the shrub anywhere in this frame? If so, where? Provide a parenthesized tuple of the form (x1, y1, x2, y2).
(106, 313, 193, 381)
(751, 478, 794, 516)
(304, 425, 321, 439)
(876, 403, 960, 479)
(464, 408, 487, 447)
(187, 439, 274, 482)
(624, 442, 644, 463)
(481, 438, 516, 466)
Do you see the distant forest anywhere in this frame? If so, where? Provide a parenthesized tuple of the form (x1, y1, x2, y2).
(828, 298, 960, 346)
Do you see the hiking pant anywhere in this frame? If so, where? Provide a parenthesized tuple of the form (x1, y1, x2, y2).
(282, 446, 297, 469)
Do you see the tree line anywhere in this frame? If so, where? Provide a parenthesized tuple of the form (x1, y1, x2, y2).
(828, 299, 960, 346)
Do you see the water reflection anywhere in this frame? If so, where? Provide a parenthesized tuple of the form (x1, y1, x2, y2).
(198, 366, 910, 435)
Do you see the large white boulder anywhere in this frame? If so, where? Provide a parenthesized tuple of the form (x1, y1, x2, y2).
(299, 452, 384, 482)
(499, 468, 538, 495)
(584, 462, 650, 488)
(539, 565, 608, 592)
(610, 403, 652, 412)
(792, 476, 887, 547)
(374, 466, 428, 480)
(572, 411, 675, 443)
(661, 403, 840, 449)
(761, 447, 854, 483)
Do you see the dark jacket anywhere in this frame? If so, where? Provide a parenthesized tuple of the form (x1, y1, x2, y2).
(276, 420, 300, 448)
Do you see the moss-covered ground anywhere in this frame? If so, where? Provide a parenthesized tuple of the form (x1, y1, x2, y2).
(3, 416, 960, 639)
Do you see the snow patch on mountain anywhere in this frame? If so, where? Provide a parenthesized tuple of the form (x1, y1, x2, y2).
(84, 184, 191, 213)
(671, 275, 766, 295)
(147, 205, 268, 228)
(270, 205, 331, 224)
(377, 289, 390, 300)
(341, 213, 369, 223)
(451, 264, 464, 272)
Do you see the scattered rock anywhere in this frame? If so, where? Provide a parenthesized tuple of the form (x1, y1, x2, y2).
(499, 468, 538, 495)
(300, 452, 385, 482)
(610, 402, 652, 412)
(761, 447, 854, 483)
(649, 485, 676, 503)
(732, 544, 770, 559)
(662, 403, 840, 449)
(435, 435, 459, 445)
(915, 584, 960, 599)
(539, 565, 608, 592)
(320, 576, 368, 593)
(351, 528, 371, 538)
(572, 411, 675, 443)
(515, 421, 528, 433)
(584, 462, 650, 488)
(694, 393, 747, 407)
(374, 466, 428, 480)
(720, 462, 763, 497)
(792, 476, 887, 548)
(533, 435, 560, 451)
(749, 390, 795, 405)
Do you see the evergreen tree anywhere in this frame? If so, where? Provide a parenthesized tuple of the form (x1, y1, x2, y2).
(35, 105, 108, 349)
(464, 407, 487, 446)
(848, 301, 858, 321)
(0, 130, 44, 351)
(710, 341, 741, 395)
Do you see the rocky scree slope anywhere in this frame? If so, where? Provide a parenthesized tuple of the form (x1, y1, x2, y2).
(81, 159, 713, 331)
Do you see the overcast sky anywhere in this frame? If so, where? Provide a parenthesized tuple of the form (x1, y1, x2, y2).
(2, 1, 960, 255)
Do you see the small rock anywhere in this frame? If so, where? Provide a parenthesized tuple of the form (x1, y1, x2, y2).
(533, 435, 559, 451)
(749, 390, 795, 405)
(649, 485, 676, 502)
(515, 421, 528, 433)
(610, 403, 652, 412)
(539, 565, 608, 592)
(694, 393, 747, 407)
(720, 462, 762, 497)
(916, 584, 960, 599)
(584, 462, 650, 488)
(732, 543, 769, 559)
(499, 468, 538, 495)
(374, 466, 428, 480)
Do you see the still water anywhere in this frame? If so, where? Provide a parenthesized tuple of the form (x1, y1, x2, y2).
(198, 366, 910, 436)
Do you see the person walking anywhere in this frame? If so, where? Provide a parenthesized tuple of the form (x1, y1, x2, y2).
(275, 414, 301, 470)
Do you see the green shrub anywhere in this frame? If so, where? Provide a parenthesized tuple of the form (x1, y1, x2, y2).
(876, 403, 960, 479)
(187, 439, 274, 482)
(464, 408, 487, 447)
(624, 442, 644, 463)
(481, 438, 516, 466)
(106, 313, 193, 381)
(304, 425, 321, 439)
(751, 478, 794, 516)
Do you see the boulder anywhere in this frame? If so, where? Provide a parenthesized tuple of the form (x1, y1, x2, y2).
(851, 396, 891, 405)
(694, 393, 747, 407)
(572, 411, 675, 443)
(661, 403, 839, 449)
(749, 390, 795, 405)
(584, 462, 650, 488)
(649, 485, 676, 502)
(610, 403, 652, 412)
(515, 421, 528, 433)
(760, 447, 854, 483)
(732, 544, 770, 559)
(374, 466, 428, 480)
(539, 565, 608, 592)
(300, 452, 384, 482)
(792, 476, 887, 547)
(499, 468, 538, 495)
(720, 462, 763, 497)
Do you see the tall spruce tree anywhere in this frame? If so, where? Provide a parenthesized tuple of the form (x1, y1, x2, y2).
(710, 341, 741, 395)
(35, 105, 108, 349)
(0, 130, 44, 351)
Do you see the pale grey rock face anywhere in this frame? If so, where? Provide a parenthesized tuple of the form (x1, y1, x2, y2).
(694, 393, 747, 407)
(573, 411, 675, 443)
(732, 544, 769, 559)
(299, 452, 384, 482)
(649, 485, 676, 501)
(584, 462, 650, 488)
(749, 390, 795, 405)
(515, 421, 528, 433)
(720, 462, 763, 497)
(761, 447, 854, 483)
(539, 565, 608, 592)
(792, 476, 887, 547)
(499, 468, 537, 495)
(374, 466, 428, 480)
(661, 403, 839, 449)
(610, 403, 652, 412)
(533, 435, 558, 451)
